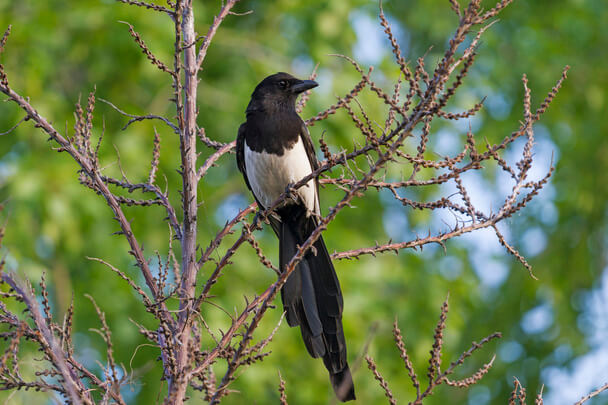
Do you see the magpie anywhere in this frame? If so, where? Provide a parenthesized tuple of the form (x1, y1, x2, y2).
(236, 72, 355, 401)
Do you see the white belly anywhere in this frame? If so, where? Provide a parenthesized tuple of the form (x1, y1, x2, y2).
(244, 138, 318, 214)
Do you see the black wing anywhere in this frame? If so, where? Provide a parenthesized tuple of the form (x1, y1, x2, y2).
(299, 122, 321, 212)
(236, 123, 252, 192)
(299, 122, 319, 172)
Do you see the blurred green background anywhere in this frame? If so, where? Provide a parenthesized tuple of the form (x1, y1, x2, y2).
(0, 0, 606, 404)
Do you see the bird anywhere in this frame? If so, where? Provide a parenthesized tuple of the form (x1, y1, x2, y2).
(236, 72, 355, 401)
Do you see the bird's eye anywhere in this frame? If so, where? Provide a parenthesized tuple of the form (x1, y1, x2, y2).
(278, 80, 288, 88)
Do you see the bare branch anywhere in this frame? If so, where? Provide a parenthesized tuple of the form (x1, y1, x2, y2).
(120, 21, 176, 77)
(197, 140, 235, 180)
(1, 273, 94, 404)
(0, 25, 11, 54)
(0, 115, 27, 136)
(393, 320, 420, 397)
(99, 98, 179, 133)
(115, 0, 175, 15)
(575, 382, 608, 405)
(148, 128, 161, 184)
(366, 355, 397, 405)
(0, 0, 570, 402)
(195, 0, 241, 71)
(278, 372, 288, 405)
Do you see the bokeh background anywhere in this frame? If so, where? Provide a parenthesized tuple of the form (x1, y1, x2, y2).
(0, 0, 606, 404)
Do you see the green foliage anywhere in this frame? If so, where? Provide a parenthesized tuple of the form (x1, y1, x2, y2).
(0, 0, 606, 404)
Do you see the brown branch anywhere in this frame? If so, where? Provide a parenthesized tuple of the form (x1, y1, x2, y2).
(306, 75, 368, 126)
(575, 382, 608, 405)
(393, 320, 420, 397)
(444, 354, 495, 387)
(85, 294, 127, 405)
(427, 295, 449, 384)
(278, 372, 288, 405)
(0, 25, 11, 54)
(295, 65, 319, 114)
(0, 115, 27, 136)
(195, 0, 241, 71)
(99, 98, 179, 133)
(492, 224, 536, 279)
(0, 67, 177, 371)
(1, 273, 94, 404)
(120, 21, 176, 77)
(510, 377, 525, 405)
(100, 176, 181, 232)
(170, 1, 205, 400)
(197, 126, 227, 150)
(366, 355, 397, 405)
(115, 0, 175, 15)
(197, 140, 236, 180)
(196, 203, 257, 281)
(87, 257, 153, 308)
(148, 128, 161, 184)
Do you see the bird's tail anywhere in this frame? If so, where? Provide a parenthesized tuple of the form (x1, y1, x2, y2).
(278, 206, 355, 402)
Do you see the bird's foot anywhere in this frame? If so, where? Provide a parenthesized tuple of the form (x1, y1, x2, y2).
(284, 182, 299, 203)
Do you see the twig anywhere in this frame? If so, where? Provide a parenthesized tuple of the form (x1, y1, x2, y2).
(575, 382, 608, 405)
(99, 98, 179, 133)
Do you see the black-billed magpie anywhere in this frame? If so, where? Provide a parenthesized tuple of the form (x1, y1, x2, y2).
(236, 72, 355, 401)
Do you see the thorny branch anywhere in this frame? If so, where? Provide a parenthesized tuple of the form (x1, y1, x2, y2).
(0, 0, 578, 403)
(574, 382, 608, 405)
(0, 266, 125, 404)
(365, 296, 501, 404)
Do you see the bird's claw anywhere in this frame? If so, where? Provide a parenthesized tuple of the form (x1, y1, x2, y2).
(285, 183, 298, 202)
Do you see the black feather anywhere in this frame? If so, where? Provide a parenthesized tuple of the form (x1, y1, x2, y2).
(277, 205, 355, 402)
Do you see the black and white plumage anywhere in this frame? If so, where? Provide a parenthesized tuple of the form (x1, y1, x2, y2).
(236, 72, 355, 401)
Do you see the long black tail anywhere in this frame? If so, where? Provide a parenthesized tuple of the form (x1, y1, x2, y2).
(277, 206, 355, 402)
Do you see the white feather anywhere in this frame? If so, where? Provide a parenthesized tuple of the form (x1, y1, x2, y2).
(244, 137, 318, 214)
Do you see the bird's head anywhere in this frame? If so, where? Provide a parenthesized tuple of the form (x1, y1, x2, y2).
(247, 72, 318, 113)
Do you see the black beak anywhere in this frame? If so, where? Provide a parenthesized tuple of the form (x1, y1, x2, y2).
(291, 79, 318, 94)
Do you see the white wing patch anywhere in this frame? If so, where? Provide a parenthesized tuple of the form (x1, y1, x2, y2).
(244, 137, 318, 214)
